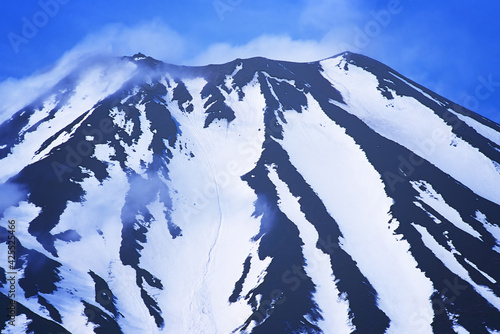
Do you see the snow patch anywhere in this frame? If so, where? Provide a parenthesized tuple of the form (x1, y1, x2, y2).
(2, 314, 31, 334)
(122, 103, 154, 174)
(411, 180, 482, 239)
(389, 71, 446, 107)
(450, 109, 500, 147)
(132, 74, 271, 333)
(267, 164, 354, 333)
(0, 61, 136, 183)
(474, 210, 500, 250)
(278, 92, 435, 334)
(321, 57, 500, 206)
(414, 201, 442, 224)
(413, 223, 500, 311)
(463, 258, 496, 284)
(20, 95, 58, 134)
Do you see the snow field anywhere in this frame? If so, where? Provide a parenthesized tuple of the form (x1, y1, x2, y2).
(321, 57, 500, 206)
(278, 92, 435, 333)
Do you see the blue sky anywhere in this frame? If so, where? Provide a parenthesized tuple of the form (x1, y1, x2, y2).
(1, 0, 499, 123)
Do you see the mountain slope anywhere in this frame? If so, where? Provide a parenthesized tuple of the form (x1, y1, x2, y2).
(1, 52, 500, 334)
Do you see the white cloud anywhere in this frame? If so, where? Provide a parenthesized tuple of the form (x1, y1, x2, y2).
(74, 20, 186, 64)
(188, 34, 350, 66)
(188, 0, 368, 65)
(0, 7, 402, 124)
(0, 21, 356, 124)
(0, 20, 185, 124)
(300, 0, 363, 30)
(0, 5, 407, 125)
(0, 58, 76, 124)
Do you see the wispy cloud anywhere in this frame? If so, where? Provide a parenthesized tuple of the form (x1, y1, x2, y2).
(188, 34, 347, 65)
(0, 17, 354, 124)
(0, 20, 185, 123)
(188, 0, 400, 66)
(0, 182, 27, 217)
(75, 20, 186, 63)
(189, 0, 370, 66)
(1, 3, 498, 124)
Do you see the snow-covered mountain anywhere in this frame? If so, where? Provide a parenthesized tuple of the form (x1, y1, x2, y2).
(1, 51, 500, 334)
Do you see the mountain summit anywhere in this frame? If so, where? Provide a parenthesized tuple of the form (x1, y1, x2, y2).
(1, 52, 500, 333)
